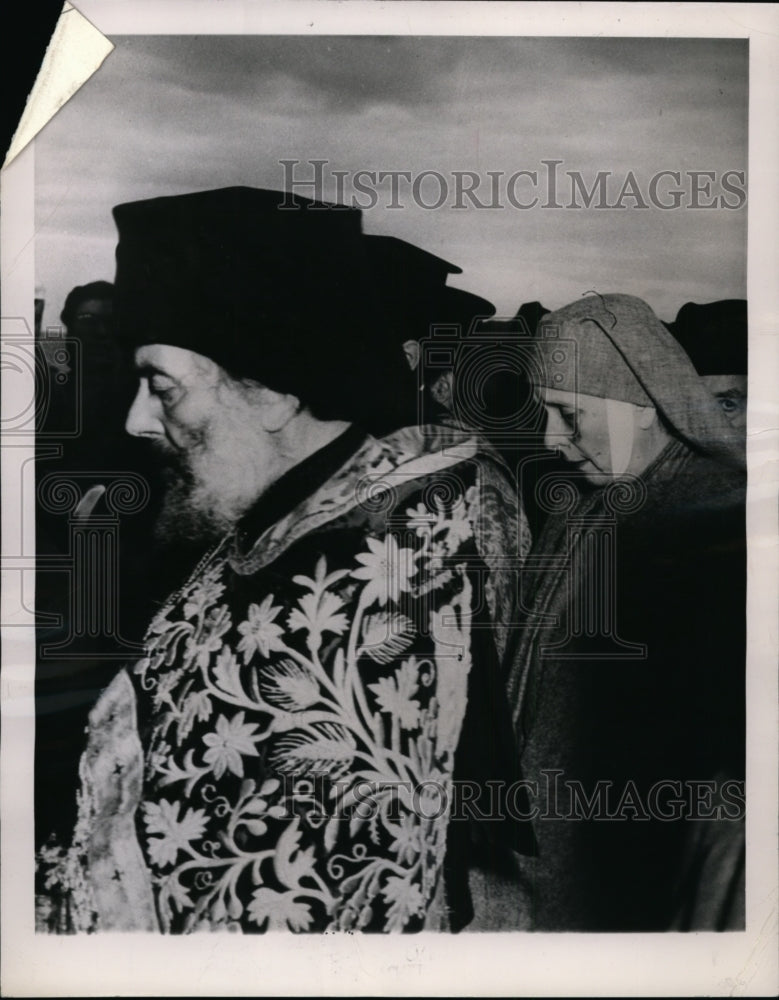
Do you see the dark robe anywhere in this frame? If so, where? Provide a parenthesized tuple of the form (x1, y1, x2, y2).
(506, 438, 745, 930)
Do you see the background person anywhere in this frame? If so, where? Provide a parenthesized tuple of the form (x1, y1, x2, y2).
(667, 298, 748, 431)
(506, 292, 745, 931)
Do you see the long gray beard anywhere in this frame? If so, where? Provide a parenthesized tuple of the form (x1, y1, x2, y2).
(153, 470, 235, 547)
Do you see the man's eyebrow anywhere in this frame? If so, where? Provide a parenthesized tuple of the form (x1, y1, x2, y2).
(715, 388, 746, 398)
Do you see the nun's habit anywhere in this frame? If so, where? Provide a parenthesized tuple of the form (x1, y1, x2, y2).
(506, 294, 745, 931)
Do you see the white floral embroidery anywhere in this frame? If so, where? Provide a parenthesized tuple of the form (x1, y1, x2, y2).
(261, 660, 321, 711)
(248, 888, 313, 931)
(38, 427, 526, 935)
(142, 800, 208, 869)
(351, 535, 417, 607)
(132, 484, 483, 933)
(202, 712, 261, 779)
(236, 595, 285, 662)
(360, 612, 415, 665)
(287, 561, 350, 653)
(405, 502, 437, 536)
(368, 657, 421, 730)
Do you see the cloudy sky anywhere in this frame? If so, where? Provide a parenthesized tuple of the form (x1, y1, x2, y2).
(34, 34, 747, 329)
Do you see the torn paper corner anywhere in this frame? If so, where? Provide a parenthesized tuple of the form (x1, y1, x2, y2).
(3, 1, 114, 170)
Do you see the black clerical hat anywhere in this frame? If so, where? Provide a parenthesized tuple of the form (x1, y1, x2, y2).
(668, 300, 747, 376)
(515, 301, 550, 335)
(362, 235, 495, 343)
(112, 187, 414, 427)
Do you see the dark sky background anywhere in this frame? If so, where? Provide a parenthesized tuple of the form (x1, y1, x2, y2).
(33, 34, 747, 328)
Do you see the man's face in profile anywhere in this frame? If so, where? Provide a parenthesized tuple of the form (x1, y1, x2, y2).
(125, 344, 269, 544)
(702, 374, 747, 430)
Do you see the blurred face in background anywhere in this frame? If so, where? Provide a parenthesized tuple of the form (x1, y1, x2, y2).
(702, 374, 747, 430)
(68, 297, 114, 340)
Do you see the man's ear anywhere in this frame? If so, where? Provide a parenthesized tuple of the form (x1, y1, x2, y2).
(402, 339, 421, 371)
(254, 386, 301, 432)
(636, 405, 658, 430)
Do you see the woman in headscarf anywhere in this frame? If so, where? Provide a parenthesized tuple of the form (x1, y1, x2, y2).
(506, 293, 745, 931)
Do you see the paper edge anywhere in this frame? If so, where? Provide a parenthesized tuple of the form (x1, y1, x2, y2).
(3, 1, 114, 170)
(1, 4, 777, 997)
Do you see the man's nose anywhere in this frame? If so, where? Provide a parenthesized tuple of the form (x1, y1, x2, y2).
(543, 407, 570, 452)
(125, 382, 162, 438)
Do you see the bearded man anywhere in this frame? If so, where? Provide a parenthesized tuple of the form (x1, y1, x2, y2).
(36, 187, 532, 933)
(507, 293, 746, 931)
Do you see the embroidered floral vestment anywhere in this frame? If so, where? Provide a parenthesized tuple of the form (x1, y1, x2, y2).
(38, 426, 528, 933)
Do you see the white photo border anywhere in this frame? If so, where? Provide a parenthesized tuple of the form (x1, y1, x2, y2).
(2, 2, 777, 996)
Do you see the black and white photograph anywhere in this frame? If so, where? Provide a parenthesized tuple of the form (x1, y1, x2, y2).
(2, 1, 777, 995)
